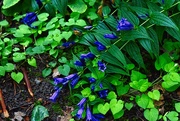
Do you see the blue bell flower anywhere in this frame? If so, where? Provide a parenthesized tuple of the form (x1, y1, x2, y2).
(98, 89, 108, 98)
(97, 61, 106, 72)
(22, 12, 37, 28)
(80, 52, 95, 60)
(117, 18, 134, 31)
(76, 106, 84, 119)
(88, 77, 96, 83)
(77, 98, 87, 108)
(94, 41, 106, 51)
(104, 33, 117, 39)
(49, 87, 62, 102)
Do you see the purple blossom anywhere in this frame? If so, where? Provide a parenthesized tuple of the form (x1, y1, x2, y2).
(65, 73, 78, 80)
(53, 78, 67, 85)
(94, 41, 106, 51)
(35, 0, 43, 8)
(49, 87, 62, 102)
(76, 107, 84, 119)
(98, 90, 108, 98)
(74, 60, 86, 66)
(77, 98, 87, 108)
(97, 61, 106, 72)
(86, 107, 93, 121)
(117, 18, 134, 31)
(80, 52, 95, 60)
(88, 77, 96, 83)
(104, 33, 117, 39)
(62, 41, 75, 48)
(70, 76, 80, 88)
(84, 26, 93, 30)
(22, 12, 37, 28)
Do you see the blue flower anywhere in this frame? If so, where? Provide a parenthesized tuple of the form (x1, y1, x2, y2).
(84, 26, 93, 30)
(162, 0, 164, 4)
(80, 52, 95, 60)
(77, 98, 87, 108)
(91, 85, 95, 91)
(53, 78, 67, 85)
(99, 83, 103, 88)
(65, 73, 78, 80)
(104, 33, 117, 39)
(117, 18, 134, 31)
(70, 75, 80, 88)
(97, 61, 106, 72)
(76, 107, 84, 119)
(74, 60, 86, 66)
(94, 41, 106, 51)
(86, 107, 102, 121)
(98, 90, 108, 98)
(35, 0, 43, 8)
(22, 12, 37, 28)
(49, 87, 62, 102)
(62, 41, 75, 48)
(88, 77, 96, 83)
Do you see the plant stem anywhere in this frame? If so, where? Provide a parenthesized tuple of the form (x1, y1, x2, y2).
(0, 89, 9, 118)
(21, 67, 34, 97)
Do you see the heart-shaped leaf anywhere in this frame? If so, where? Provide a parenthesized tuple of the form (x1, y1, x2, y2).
(58, 64, 70, 76)
(11, 72, 23, 83)
(28, 57, 37, 67)
(31, 105, 49, 121)
(0, 66, 5, 76)
(97, 103, 110, 115)
(166, 111, 178, 121)
(125, 102, 133, 111)
(58, 57, 67, 63)
(110, 99, 124, 115)
(61, 31, 72, 40)
(148, 90, 160, 101)
(135, 94, 150, 109)
(144, 108, 159, 121)
(175, 102, 180, 113)
(107, 91, 117, 100)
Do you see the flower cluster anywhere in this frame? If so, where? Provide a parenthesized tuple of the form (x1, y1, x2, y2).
(50, 73, 79, 102)
(22, 12, 38, 28)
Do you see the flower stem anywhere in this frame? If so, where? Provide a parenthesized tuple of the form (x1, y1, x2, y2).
(0, 89, 9, 118)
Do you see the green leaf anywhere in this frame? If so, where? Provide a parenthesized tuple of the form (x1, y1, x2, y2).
(144, 108, 159, 121)
(11, 72, 23, 83)
(131, 70, 146, 82)
(113, 110, 124, 119)
(52, 0, 68, 16)
(108, 45, 127, 66)
(31, 105, 49, 121)
(68, 0, 87, 14)
(155, 53, 172, 70)
(81, 87, 91, 97)
(90, 67, 105, 79)
(0, 66, 5, 76)
(166, 111, 178, 121)
(84, 0, 96, 6)
(97, 103, 110, 115)
(107, 91, 117, 100)
(116, 84, 130, 96)
(125, 41, 145, 69)
(121, 9, 139, 25)
(102, 6, 111, 17)
(125, 102, 133, 111)
(42, 68, 52, 77)
(130, 79, 151, 92)
(58, 64, 70, 76)
(0, 20, 9, 27)
(135, 94, 150, 109)
(175, 103, 180, 113)
(13, 52, 26, 62)
(110, 99, 124, 115)
(61, 31, 72, 40)
(148, 90, 160, 101)
(150, 12, 179, 30)
(38, 13, 49, 22)
(139, 39, 153, 56)
(5, 63, 15, 72)
(165, 28, 180, 42)
(2, 0, 20, 9)
(76, 19, 87, 26)
(28, 57, 37, 67)
(58, 57, 68, 63)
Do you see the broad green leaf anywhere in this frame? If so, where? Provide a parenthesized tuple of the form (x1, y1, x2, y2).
(32, 45, 46, 54)
(110, 99, 124, 115)
(116, 84, 130, 96)
(125, 102, 133, 111)
(5, 63, 15, 72)
(125, 41, 145, 69)
(81, 87, 91, 97)
(130, 79, 151, 92)
(135, 94, 150, 109)
(131, 70, 146, 82)
(113, 110, 124, 119)
(148, 90, 160, 101)
(84, 0, 96, 6)
(0, 20, 9, 27)
(58, 64, 70, 76)
(31, 105, 49, 121)
(61, 31, 72, 40)
(44, 3, 56, 17)
(107, 91, 117, 100)
(144, 108, 159, 121)
(2, 0, 20, 9)
(97, 103, 110, 115)
(76, 19, 86, 26)
(38, 13, 49, 22)
(13, 52, 26, 62)
(155, 53, 172, 70)
(42, 68, 52, 77)
(139, 39, 153, 56)
(28, 57, 37, 67)
(165, 28, 180, 42)
(166, 111, 178, 121)
(68, 0, 87, 13)
(0, 66, 5, 76)
(175, 102, 180, 113)
(106, 65, 129, 76)
(11, 72, 23, 83)
(102, 6, 111, 17)
(121, 9, 139, 25)
(90, 67, 105, 79)
(150, 12, 179, 30)
(104, 15, 118, 30)
(108, 45, 127, 66)
(52, 0, 68, 16)
(131, 6, 149, 20)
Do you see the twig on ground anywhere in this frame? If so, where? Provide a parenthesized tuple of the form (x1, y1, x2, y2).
(0, 89, 9, 118)
(21, 67, 34, 97)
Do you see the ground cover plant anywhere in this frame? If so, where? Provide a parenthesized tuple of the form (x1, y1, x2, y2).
(1, 0, 180, 121)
